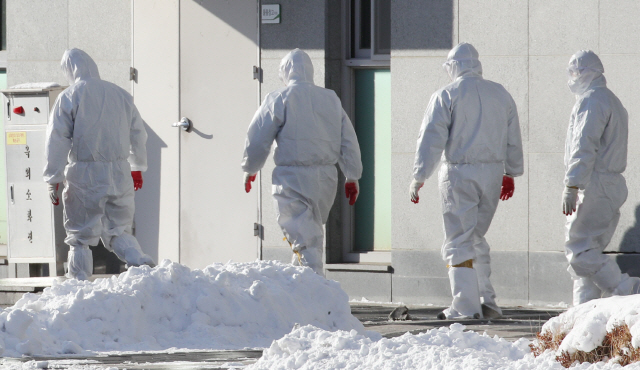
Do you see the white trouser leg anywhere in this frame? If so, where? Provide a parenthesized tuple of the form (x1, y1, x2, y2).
(273, 166, 336, 278)
(67, 245, 93, 280)
(443, 266, 482, 319)
(564, 172, 628, 304)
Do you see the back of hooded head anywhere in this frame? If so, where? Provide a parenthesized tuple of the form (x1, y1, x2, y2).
(443, 42, 482, 81)
(60, 48, 101, 85)
(278, 49, 314, 86)
(567, 50, 605, 95)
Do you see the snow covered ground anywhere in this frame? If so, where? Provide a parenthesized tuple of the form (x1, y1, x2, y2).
(0, 260, 362, 357)
(2, 260, 640, 369)
(248, 323, 640, 369)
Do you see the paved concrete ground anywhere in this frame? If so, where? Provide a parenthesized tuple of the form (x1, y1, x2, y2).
(3, 303, 564, 369)
(353, 304, 563, 342)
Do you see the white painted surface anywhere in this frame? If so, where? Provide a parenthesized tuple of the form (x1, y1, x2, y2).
(178, 0, 260, 268)
(132, 0, 181, 263)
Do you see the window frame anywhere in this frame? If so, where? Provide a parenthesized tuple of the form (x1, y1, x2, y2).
(348, 0, 390, 62)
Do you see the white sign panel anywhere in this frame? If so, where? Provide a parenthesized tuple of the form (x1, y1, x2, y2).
(261, 4, 281, 24)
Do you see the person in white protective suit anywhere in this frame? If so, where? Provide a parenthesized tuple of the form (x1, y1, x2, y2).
(562, 50, 640, 306)
(241, 49, 363, 275)
(410, 43, 523, 320)
(44, 48, 155, 280)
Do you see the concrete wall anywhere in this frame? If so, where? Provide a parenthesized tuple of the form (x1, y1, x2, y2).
(6, 0, 131, 92)
(391, 0, 640, 306)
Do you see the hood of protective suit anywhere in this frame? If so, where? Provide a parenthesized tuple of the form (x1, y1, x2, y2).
(443, 42, 483, 81)
(278, 49, 314, 86)
(567, 50, 606, 96)
(60, 48, 101, 85)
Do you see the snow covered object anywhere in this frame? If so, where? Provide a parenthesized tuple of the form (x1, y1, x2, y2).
(0, 260, 363, 357)
(249, 324, 541, 370)
(532, 295, 640, 367)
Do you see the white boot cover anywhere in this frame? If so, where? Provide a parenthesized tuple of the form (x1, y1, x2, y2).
(591, 259, 622, 295)
(110, 233, 155, 267)
(572, 277, 602, 306)
(443, 267, 483, 319)
(613, 274, 640, 297)
(475, 263, 502, 318)
(291, 245, 324, 276)
(67, 246, 93, 280)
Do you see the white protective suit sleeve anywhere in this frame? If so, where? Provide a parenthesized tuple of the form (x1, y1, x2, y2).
(241, 93, 286, 175)
(564, 99, 606, 189)
(413, 92, 451, 182)
(129, 105, 148, 172)
(504, 95, 523, 176)
(44, 94, 75, 184)
(337, 109, 363, 181)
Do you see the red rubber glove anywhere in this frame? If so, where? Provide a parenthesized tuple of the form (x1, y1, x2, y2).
(244, 173, 257, 193)
(500, 175, 514, 201)
(345, 181, 359, 206)
(132, 171, 143, 191)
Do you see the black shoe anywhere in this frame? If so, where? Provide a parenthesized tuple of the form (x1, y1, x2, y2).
(437, 311, 446, 320)
(481, 304, 502, 319)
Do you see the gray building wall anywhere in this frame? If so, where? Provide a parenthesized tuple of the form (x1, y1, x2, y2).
(6, 0, 131, 92)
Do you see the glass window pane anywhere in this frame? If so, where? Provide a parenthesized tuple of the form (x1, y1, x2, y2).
(374, 0, 390, 54)
(354, 69, 391, 251)
(359, 0, 371, 50)
(1, 0, 5, 50)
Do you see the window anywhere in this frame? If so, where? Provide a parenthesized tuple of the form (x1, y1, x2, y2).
(353, 69, 391, 252)
(350, 0, 390, 60)
(0, 0, 5, 50)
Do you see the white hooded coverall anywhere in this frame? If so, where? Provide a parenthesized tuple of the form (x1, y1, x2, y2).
(241, 49, 363, 274)
(43, 48, 154, 280)
(563, 50, 639, 305)
(413, 43, 524, 318)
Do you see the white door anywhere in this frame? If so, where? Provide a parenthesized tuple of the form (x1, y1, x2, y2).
(133, 0, 260, 269)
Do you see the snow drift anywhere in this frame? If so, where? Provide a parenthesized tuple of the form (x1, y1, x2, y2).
(0, 260, 364, 357)
(249, 324, 640, 370)
(533, 295, 640, 366)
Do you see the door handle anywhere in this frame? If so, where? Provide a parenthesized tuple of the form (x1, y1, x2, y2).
(172, 117, 192, 132)
(10, 184, 14, 204)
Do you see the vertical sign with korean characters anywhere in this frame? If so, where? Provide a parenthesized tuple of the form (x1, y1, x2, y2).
(262, 4, 281, 24)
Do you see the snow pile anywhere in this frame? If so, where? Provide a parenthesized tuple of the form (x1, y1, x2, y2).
(0, 260, 363, 357)
(248, 324, 640, 370)
(540, 295, 640, 355)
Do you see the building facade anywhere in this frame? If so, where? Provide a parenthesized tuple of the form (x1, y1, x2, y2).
(5, 0, 640, 306)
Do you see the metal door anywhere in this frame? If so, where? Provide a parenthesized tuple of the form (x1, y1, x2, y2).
(133, 0, 260, 269)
